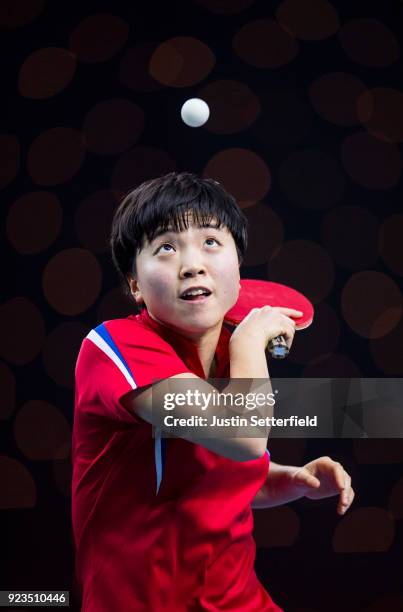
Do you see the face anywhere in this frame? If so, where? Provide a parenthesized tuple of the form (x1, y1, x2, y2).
(128, 215, 241, 339)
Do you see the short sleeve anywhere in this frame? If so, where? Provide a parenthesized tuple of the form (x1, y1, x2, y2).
(74, 320, 193, 423)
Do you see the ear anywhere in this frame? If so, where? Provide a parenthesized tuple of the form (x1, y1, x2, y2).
(127, 274, 137, 293)
(127, 275, 144, 305)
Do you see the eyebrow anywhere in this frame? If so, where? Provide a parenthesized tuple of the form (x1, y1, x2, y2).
(151, 222, 221, 242)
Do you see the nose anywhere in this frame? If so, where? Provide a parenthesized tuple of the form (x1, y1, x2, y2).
(179, 252, 207, 278)
(179, 242, 208, 278)
(180, 264, 207, 279)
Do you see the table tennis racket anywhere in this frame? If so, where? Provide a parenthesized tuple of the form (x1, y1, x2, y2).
(224, 279, 314, 359)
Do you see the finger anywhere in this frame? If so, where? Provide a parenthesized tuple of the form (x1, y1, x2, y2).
(340, 485, 350, 508)
(280, 314, 297, 331)
(242, 307, 260, 322)
(338, 483, 354, 515)
(299, 471, 320, 488)
(344, 486, 355, 508)
(294, 469, 320, 488)
(281, 320, 296, 343)
(268, 317, 296, 349)
(305, 474, 321, 488)
(337, 491, 350, 514)
(334, 462, 346, 491)
(268, 307, 303, 317)
(338, 496, 350, 515)
(285, 327, 297, 349)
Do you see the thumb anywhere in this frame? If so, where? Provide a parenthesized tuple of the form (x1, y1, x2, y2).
(294, 469, 320, 489)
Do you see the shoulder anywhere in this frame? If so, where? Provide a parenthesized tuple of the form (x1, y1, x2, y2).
(85, 315, 166, 347)
(77, 314, 184, 371)
(101, 316, 177, 351)
(76, 314, 192, 390)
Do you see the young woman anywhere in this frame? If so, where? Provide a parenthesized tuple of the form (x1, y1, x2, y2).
(72, 172, 354, 611)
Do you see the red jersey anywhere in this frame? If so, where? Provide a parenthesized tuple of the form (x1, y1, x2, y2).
(72, 308, 283, 611)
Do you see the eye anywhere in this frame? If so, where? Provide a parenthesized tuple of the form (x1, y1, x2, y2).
(205, 237, 220, 247)
(156, 243, 174, 254)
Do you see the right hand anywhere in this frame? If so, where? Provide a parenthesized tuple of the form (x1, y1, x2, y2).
(229, 306, 303, 352)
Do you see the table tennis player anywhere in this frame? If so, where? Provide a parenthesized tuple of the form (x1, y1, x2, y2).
(72, 171, 354, 611)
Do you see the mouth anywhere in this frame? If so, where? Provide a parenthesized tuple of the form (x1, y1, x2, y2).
(179, 287, 212, 302)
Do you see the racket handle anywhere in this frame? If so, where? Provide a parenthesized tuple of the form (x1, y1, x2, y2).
(225, 322, 290, 359)
(268, 335, 289, 359)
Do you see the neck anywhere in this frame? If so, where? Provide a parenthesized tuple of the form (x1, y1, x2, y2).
(196, 332, 219, 378)
(145, 309, 222, 378)
(180, 324, 221, 378)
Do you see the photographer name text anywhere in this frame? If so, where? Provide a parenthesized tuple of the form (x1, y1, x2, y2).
(163, 415, 317, 428)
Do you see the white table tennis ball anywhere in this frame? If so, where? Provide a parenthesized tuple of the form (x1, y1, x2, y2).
(180, 98, 210, 127)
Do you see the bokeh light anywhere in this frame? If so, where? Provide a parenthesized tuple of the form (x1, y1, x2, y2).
(333, 507, 394, 552)
(341, 132, 401, 189)
(309, 72, 366, 126)
(370, 319, 403, 375)
(266, 439, 306, 467)
(96, 287, 134, 324)
(242, 204, 284, 266)
(288, 302, 340, 365)
(196, 0, 255, 14)
(198, 80, 260, 134)
(268, 240, 335, 303)
(0, 362, 16, 420)
(149, 37, 215, 87)
(204, 148, 271, 202)
(75, 190, 117, 253)
(28, 127, 86, 186)
(353, 439, 403, 464)
(302, 353, 361, 378)
(253, 91, 312, 154)
(357, 87, 403, 143)
(43, 321, 89, 389)
(2, 0, 403, 602)
(0, 456, 36, 509)
(42, 248, 102, 316)
(366, 596, 403, 612)
(233, 19, 299, 68)
(111, 146, 176, 194)
(83, 99, 144, 155)
(253, 506, 300, 547)
(7, 191, 62, 254)
(0, 298, 45, 365)
(53, 456, 72, 498)
(321, 205, 378, 270)
(69, 13, 129, 63)
(388, 477, 403, 520)
(341, 271, 402, 339)
(0, 134, 20, 189)
(14, 400, 71, 460)
(119, 43, 163, 92)
(276, 0, 340, 41)
(339, 19, 399, 67)
(0, 0, 44, 28)
(379, 214, 403, 276)
(18, 47, 76, 99)
(278, 149, 345, 209)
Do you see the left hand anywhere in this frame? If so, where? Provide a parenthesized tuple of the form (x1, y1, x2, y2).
(289, 456, 355, 515)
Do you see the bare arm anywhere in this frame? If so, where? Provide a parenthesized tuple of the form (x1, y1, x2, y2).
(121, 306, 301, 462)
(251, 458, 355, 515)
(251, 462, 298, 508)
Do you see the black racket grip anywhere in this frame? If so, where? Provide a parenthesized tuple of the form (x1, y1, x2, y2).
(225, 323, 290, 359)
(268, 335, 289, 359)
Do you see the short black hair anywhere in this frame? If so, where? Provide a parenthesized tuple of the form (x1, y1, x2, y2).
(110, 172, 248, 298)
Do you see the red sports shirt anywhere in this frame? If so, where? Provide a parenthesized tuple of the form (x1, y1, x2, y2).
(72, 308, 283, 611)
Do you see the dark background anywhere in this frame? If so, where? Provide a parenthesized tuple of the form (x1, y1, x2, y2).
(1, 0, 403, 610)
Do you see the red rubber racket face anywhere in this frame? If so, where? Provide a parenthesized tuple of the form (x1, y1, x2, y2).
(224, 279, 314, 329)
